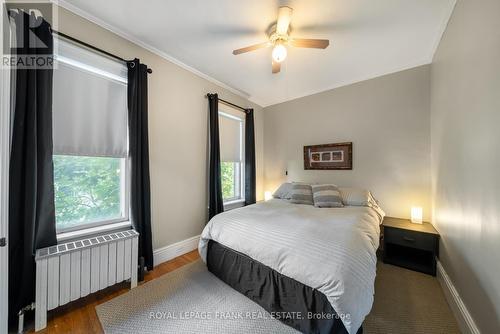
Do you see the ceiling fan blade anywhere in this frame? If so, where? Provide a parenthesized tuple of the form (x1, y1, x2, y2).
(290, 38, 330, 49)
(272, 60, 281, 74)
(233, 42, 270, 55)
(276, 6, 293, 35)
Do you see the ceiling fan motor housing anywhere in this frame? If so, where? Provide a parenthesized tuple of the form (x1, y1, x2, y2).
(267, 22, 291, 46)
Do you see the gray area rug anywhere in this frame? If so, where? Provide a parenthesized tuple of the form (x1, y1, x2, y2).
(96, 260, 299, 333)
(96, 260, 459, 334)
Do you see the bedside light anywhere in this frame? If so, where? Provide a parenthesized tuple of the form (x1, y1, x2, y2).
(264, 191, 273, 201)
(411, 207, 423, 224)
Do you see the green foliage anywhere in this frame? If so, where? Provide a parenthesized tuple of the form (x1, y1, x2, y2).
(221, 162, 235, 200)
(53, 155, 123, 229)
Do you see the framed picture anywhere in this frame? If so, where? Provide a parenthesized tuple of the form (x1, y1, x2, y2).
(304, 142, 352, 170)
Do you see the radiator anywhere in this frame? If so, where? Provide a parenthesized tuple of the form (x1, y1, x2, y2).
(34, 229, 139, 331)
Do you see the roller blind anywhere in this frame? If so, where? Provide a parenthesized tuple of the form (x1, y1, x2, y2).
(219, 113, 242, 162)
(52, 38, 128, 157)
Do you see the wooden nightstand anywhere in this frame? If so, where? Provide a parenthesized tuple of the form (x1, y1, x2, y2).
(382, 216, 440, 276)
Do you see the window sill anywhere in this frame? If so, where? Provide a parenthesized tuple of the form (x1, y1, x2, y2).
(224, 198, 245, 211)
(57, 221, 132, 243)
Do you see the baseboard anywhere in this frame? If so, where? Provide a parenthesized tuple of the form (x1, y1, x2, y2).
(153, 235, 200, 267)
(437, 261, 480, 334)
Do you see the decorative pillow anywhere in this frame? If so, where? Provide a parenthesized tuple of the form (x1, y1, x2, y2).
(272, 182, 293, 199)
(338, 187, 370, 206)
(289, 183, 314, 205)
(311, 184, 344, 208)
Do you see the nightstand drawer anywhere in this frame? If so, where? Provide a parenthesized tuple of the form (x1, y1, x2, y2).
(384, 227, 436, 252)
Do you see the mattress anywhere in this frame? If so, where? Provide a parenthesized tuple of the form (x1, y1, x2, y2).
(199, 199, 383, 334)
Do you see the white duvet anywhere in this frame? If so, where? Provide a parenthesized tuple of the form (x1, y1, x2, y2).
(199, 199, 383, 334)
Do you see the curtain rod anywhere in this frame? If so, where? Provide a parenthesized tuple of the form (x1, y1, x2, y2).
(206, 94, 250, 114)
(52, 30, 153, 74)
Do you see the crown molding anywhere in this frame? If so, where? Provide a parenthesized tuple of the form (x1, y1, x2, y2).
(54, 0, 257, 105)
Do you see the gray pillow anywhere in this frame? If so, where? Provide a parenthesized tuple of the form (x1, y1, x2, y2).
(311, 184, 344, 208)
(272, 182, 293, 199)
(338, 187, 370, 206)
(290, 183, 313, 205)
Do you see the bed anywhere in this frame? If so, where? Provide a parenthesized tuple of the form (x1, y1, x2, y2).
(199, 198, 384, 334)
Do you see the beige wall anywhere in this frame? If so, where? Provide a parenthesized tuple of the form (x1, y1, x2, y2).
(57, 8, 265, 250)
(263, 66, 431, 221)
(50, 3, 500, 330)
(431, 0, 500, 332)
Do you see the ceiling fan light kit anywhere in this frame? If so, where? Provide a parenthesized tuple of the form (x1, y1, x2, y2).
(232, 6, 330, 74)
(272, 43, 287, 63)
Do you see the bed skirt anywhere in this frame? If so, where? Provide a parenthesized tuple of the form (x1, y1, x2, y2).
(207, 240, 362, 334)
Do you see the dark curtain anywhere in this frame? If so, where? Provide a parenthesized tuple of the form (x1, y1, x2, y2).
(127, 59, 153, 271)
(207, 93, 224, 220)
(244, 109, 256, 205)
(8, 11, 57, 323)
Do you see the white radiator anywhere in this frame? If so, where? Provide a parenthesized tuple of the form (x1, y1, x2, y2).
(34, 229, 139, 331)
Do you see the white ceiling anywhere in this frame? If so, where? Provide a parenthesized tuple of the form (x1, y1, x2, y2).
(61, 0, 456, 107)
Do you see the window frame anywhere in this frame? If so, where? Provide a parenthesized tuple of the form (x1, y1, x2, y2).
(54, 155, 131, 234)
(218, 106, 245, 206)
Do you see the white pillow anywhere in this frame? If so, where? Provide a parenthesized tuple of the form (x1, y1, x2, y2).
(272, 182, 293, 199)
(338, 187, 370, 206)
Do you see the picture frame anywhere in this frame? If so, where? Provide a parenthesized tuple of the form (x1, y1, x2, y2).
(303, 142, 353, 170)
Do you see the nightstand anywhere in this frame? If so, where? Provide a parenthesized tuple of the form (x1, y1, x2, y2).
(382, 216, 440, 276)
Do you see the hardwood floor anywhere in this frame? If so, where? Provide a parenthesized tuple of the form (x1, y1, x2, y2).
(29, 250, 200, 334)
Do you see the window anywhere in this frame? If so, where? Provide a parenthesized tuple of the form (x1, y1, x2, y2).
(52, 37, 129, 232)
(53, 156, 128, 231)
(221, 161, 240, 200)
(218, 107, 245, 203)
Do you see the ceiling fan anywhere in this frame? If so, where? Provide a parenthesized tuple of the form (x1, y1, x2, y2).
(232, 6, 330, 74)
